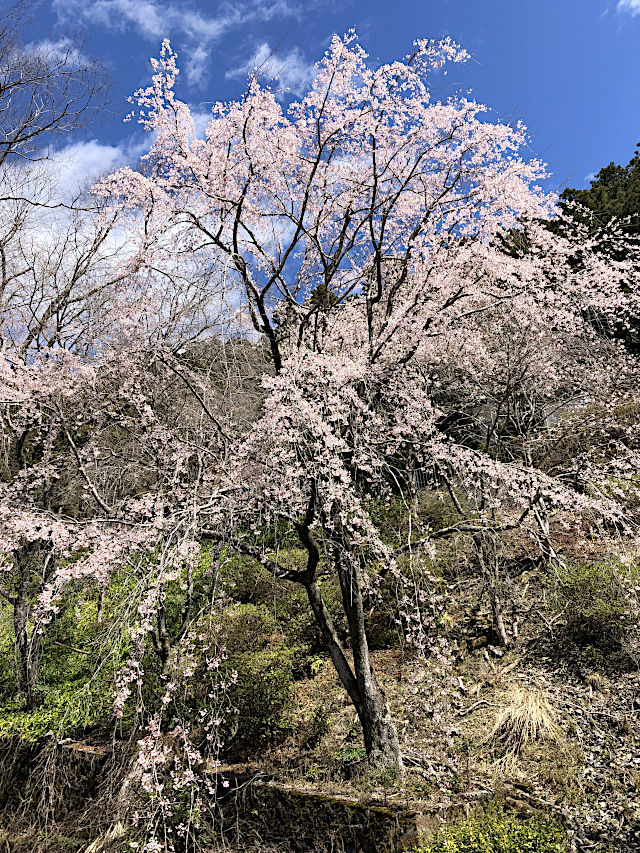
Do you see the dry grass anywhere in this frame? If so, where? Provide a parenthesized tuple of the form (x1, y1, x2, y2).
(585, 671, 607, 693)
(83, 821, 126, 852)
(489, 686, 558, 757)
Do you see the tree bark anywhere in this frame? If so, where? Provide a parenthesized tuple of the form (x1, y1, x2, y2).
(304, 568, 403, 771)
(221, 502, 404, 771)
(13, 546, 43, 710)
(14, 594, 41, 710)
(474, 534, 510, 649)
(335, 553, 403, 770)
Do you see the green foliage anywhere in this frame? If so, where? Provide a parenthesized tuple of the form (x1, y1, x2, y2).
(307, 703, 330, 743)
(0, 678, 115, 741)
(0, 610, 16, 700)
(412, 809, 567, 853)
(329, 743, 368, 779)
(219, 603, 294, 751)
(334, 744, 367, 763)
(561, 143, 640, 238)
(219, 552, 281, 604)
(367, 491, 459, 546)
(39, 594, 102, 686)
(0, 572, 136, 738)
(218, 552, 348, 671)
(556, 561, 632, 649)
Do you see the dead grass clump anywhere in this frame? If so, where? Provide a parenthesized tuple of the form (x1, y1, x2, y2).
(84, 822, 126, 853)
(585, 671, 607, 693)
(489, 686, 558, 755)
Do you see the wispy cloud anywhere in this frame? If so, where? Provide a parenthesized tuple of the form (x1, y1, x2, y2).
(617, 0, 640, 15)
(25, 36, 88, 65)
(46, 137, 148, 199)
(225, 42, 314, 97)
(52, 0, 304, 85)
(188, 108, 215, 139)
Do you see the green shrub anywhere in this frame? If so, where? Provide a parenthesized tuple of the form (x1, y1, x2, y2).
(0, 678, 116, 741)
(368, 491, 459, 546)
(557, 561, 632, 649)
(219, 603, 294, 751)
(219, 552, 279, 605)
(218, 552, 348, 672)
(412, 809, 567, 853)
(0, 605, 17, 701)
(0, 575, 134, 738)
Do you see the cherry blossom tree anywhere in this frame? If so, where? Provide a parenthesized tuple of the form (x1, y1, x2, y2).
(0, 29, 615, 771)
(0, 12, 116, 707)
(0, 212, 247, 707)
(0, 153, 248, 707)
(92, 33, 640, 771)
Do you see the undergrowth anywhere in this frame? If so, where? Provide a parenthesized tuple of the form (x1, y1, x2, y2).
(412, 808, 568, 853)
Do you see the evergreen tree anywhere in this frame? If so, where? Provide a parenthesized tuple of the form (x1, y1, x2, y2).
(561, 142, 640, 238)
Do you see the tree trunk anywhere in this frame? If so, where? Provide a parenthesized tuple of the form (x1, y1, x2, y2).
(335, 553, 403, 770)
(13, 572, 41, 710)
(359, 685, 403, 770)
(474, 534, 510, 649)
(8, 543, 52, 710)
(304, 566, 403, 772)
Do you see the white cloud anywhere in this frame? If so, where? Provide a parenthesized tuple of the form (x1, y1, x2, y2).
(188, 108, 214, 139)
(46, 137, 148, 200)
(225, 42, 314, 97)
(52, 0, 305, 86)
(53, 0, 167, 39)
(184, 45, 211, 88)
(617, 0, 640, 14)
(24, 36, 88, 66)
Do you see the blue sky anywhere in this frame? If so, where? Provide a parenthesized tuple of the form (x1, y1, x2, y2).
(27, 0, 640, 196)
